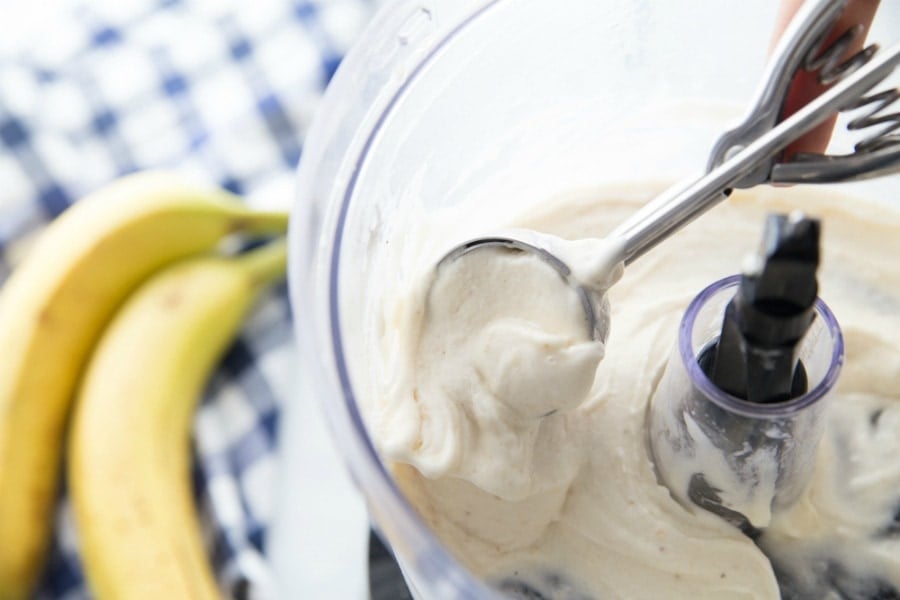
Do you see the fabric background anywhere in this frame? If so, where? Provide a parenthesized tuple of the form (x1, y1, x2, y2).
(0, 1, 376, 597)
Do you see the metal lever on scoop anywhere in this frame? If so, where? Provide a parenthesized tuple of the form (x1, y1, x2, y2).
(708, 0, 900, 185)
(611, 41, 900, 265)
(431, 14, 900, 341)
(706, 0, 855, 186)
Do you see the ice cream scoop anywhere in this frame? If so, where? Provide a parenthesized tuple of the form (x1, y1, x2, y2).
(434, 21, 900, 340)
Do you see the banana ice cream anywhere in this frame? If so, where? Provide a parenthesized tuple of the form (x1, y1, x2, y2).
(362, 185, 900, 599)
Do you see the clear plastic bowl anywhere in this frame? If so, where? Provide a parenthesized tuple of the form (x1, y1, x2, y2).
(287, 1, 900, 596)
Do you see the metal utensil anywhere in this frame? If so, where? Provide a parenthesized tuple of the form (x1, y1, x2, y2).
(434, 0, 900, 340)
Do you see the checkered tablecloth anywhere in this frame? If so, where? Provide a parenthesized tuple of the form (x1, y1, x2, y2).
(0, 1, 375, 598)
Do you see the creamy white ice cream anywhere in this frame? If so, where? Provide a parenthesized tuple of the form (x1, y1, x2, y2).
(362, 184, 900, 599)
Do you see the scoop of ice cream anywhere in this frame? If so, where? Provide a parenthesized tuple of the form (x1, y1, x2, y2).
(473, 320, 604, 419)
(379, 235, 622, 500)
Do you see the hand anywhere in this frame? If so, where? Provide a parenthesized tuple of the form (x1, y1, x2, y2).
(774, 0, 880, 157)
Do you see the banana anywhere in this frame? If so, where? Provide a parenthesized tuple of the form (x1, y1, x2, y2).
(69, 239, 287, 600)
(0, 171, 288, 599)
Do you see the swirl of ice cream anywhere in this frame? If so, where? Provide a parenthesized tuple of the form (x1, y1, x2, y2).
(365, 184, 900, 599)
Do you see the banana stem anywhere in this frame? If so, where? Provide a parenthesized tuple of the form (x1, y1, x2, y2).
(237, 238, 288, 289)
(231, 210, 290, 237)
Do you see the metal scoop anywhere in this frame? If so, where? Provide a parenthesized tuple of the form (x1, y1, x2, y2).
(435, 1, 900, 340)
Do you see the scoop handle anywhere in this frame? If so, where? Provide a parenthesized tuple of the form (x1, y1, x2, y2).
(609, 43, 900, 265)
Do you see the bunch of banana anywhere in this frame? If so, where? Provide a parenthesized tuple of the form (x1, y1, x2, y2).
(71, 239, 287, 599)
(0, 171, 288, 599)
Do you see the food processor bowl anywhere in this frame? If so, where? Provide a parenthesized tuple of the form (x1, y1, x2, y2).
(286, 0, 900, 596)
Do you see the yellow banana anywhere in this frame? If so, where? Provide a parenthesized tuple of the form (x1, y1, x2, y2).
(70, 239, 287, 600)
(0, 171, 287, 599)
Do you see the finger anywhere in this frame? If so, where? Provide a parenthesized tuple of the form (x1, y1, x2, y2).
(772, 0, 880, 158)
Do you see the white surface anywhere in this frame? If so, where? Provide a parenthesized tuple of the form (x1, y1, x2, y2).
(260, 173, 370, 599)
(0, 0, 63, 55)
(268, 369, 370, 599)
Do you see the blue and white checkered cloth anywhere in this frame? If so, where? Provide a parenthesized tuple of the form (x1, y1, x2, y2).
(0, 1, 374, 597)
